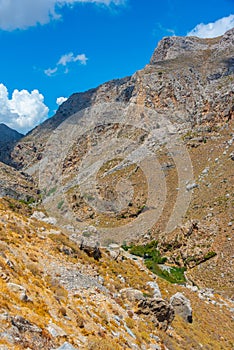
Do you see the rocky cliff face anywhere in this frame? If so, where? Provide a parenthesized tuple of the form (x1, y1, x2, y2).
(0, 161, 39, 201)
(10, 29, 234, 170)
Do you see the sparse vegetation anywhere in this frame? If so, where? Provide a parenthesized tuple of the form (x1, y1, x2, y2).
(122, 241, 186, 284)
(203, 251, 217, 261)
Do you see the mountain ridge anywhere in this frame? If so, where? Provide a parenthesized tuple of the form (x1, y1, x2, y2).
(9, 28, 234, 170)
(0, 29, 233, 349)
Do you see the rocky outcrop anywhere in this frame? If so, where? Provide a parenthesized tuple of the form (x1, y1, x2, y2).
(170, 292, 193, 323)
(136, 297, 175, 330)
(0, 161, 39, 201)
(11, 316, 42, 333)
(80, 240, 102, 261)
(150, 28, 234, 64)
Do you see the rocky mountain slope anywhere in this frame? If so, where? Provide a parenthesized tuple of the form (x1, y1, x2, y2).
(10, 29, 234, 170)
(0, 198, 233, 350)
(0, 124, 23, 165)
(0, 161, 39, 202)
(0, 29, 233, 349)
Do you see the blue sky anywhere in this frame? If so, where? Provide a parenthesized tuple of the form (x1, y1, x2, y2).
(0, 0, 233, 133)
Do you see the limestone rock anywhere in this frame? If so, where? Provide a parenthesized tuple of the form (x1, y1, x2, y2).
(170, 292, 193, 323)
(7, 282, 28, 301)
(136, 298, 174, 330)
(54, 342, 78, 350)
(11, 316, 42, 333)
(147, 281, 162, 298)
(31, 211, 57, 225)
(120, 288, 144, 302)
(80, 240, 102, 261)
(47, 322, 67, 338)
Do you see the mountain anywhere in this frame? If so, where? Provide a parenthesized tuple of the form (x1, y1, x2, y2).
(0, 123, 23, 165)
(10, 28, 234, 170)
(0, 30, 233, 349)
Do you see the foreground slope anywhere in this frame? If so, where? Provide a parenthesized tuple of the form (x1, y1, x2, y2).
(0, 198, 233, 349)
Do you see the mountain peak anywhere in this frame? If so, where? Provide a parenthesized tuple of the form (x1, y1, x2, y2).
(150, 28, 234, 65)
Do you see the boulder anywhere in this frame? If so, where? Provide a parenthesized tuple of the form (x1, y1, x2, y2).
(147, 281, 162, 298)
(80, 240, 101, 261)
(47, 322, 67, 338)
(136, 298, 174, 330)
(7, 282, 28, 301)
(54, 342, 77, 350)
(170, 292, 193, 323)
(120, 288, 144, 302)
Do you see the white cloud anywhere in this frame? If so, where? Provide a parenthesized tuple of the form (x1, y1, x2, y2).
(56, 96, 68, 105)
(0, 83, 49, 134)
(44, 67, 58, 77)
(187, 14, 234, 38)
(58, 52, 88, 66)
(0, 0, 125, 31)
(45, 52, 88, 76)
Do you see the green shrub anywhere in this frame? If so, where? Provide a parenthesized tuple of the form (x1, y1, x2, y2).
(204, 251, 217, 261)
(145, 262, 186, 284)
(57, 200, 64, 209)
(127, 240, 186, 284)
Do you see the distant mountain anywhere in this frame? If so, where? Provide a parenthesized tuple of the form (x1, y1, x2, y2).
(0, 123, 23, 165)
(0, 123, 23, 143)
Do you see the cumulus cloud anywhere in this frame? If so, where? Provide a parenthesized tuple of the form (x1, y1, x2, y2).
(45, 52, 88, 76)
(0, 0, 125, 31)
(0, 83, 49, 134)
(187, 14, 234, 38)
(56, 96, 68, 105)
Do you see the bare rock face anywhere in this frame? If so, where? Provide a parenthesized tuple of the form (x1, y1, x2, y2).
(150, 28, 234, 64)
(150, 36, 214, 64)
(170, 292, 193, 323)
(0, 161, 39, 201)
(136, 297, 175, 330)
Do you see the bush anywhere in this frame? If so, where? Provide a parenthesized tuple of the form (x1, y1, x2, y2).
(129, 241, 166, 264)
(204, 251, 217, 261)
